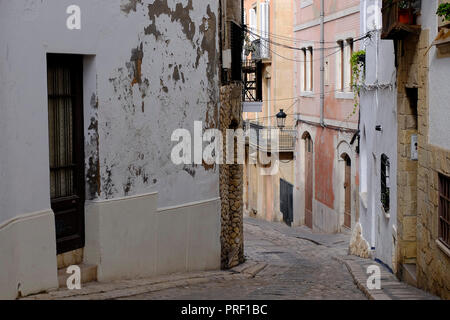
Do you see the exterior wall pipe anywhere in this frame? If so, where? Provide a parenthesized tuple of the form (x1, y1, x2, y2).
(320, 0, 325, 126)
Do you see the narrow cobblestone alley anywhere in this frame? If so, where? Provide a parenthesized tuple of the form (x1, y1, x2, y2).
(25, 217, 438, 300)
(120, 218, 366, 300)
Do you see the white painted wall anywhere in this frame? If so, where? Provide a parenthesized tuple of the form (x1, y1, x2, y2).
(359, 0, 398, 269)
(419, 0, 450, 150)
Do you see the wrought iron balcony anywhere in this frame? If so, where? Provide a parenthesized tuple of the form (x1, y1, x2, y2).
(251, 39, 271, 61)
(381, 0, 421, 39)
(245, 121, 296, 153)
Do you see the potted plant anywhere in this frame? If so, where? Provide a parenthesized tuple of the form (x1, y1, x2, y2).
(398, 0, 413, 24)
(437, 2, 450, 27)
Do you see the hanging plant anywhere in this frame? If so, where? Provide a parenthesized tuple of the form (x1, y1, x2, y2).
(244, 34, 257, 56)
(437, 3, 450, 22)
(350, 50, 366, 117)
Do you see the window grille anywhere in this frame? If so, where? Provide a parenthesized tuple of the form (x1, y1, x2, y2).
(439, 174, 450, 249)
(381, 154, 390, 213)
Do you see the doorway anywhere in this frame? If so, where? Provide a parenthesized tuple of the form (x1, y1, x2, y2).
(304, 134, 313, 229)
(280, 179, 293, 226)
(342, 154, 352, 229)
(47, 54, 85, 254)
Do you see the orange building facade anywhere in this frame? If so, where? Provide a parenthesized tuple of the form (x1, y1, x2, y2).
(293, 0, 361, 233)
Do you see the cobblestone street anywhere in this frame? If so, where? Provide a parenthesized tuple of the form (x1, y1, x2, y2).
(26, 217, 439, 300)
(120, 218, 366, 300)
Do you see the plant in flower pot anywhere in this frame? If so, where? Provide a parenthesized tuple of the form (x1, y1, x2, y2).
(437, 2, 450, 27)
(398, 0, 413, 24)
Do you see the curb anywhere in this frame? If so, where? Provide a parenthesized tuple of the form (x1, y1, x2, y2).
(333, 256, 387, 300)
(22, 261, 268, 300)
(334, 256, 440, 300)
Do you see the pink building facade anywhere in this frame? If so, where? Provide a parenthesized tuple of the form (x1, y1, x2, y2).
(293, 0, 361, 233)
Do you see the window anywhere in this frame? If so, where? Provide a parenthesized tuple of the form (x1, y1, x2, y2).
(346, 38, 354, 92)
(381, 154, 390, 213)
(230, 21, 243, 81)
(259, 1, 269, 59)
(337, 38, 353, 92)
(302, 48, 307, 91)
(308, 46, 313, 91)
(301, 46, 313, 92)
(338, 40, 344, 91)
(249, 7, 257, 41)
(439, 174, 450, 249)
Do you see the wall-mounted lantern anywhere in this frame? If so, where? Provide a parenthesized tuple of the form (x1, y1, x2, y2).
(276, 109, 287, 128)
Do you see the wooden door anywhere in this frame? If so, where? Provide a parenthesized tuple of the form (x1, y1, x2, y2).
(47, 54, 85, 254)
(305, 136, 313, 229)
(344, 156, 351, 229)
(280, 179, 293, 226)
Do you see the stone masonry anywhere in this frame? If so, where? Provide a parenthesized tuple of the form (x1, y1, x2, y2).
(396, 33, 420, 271)
(415, 30, 450, 299)
(396, 30, 450, 299)
(219, 84, 245, 269)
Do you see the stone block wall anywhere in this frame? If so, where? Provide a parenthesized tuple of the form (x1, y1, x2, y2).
(396, 34, 420, 268)
(396, 29, 450, 299)
(414, 30, 450, 300)
(219, 84, 245, 269)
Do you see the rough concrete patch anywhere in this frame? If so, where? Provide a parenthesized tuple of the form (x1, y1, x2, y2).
(144, 23, 162, 40)
(120, 0, 142, 14)
(130, 43, 144, 86)
(147, 0, 196, 42)
(87, 116, 100, 199)
(173, 65, 180, 82)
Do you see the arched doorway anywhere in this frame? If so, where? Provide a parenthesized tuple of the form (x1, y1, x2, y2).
(341, 153, 352, 229)
(304, 133, 313, 229)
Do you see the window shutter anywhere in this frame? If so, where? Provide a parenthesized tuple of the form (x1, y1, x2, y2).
(230, 21, 243, 81)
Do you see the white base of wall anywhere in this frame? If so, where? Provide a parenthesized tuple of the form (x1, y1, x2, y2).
(0, 210, 58, 299)
(0, 194, 221, 299)
(313, 200, 340, 233)
(84, 193, 221, 282)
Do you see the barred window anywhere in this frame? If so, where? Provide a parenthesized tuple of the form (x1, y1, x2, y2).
(381, 154, 390, 213)
(439, 173, 450, 249)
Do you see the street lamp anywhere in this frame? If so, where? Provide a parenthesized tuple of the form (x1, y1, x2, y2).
(276, 109, 287, 129)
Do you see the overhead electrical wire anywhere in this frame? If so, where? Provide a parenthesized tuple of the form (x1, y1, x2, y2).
(245, 26, 349, 44)
(243, 25, 371, 52)
(243, 29, 371, 63)
(245, 86, 359, 122)
(246, 28, 344, 51)
(249, 86, 352, 102)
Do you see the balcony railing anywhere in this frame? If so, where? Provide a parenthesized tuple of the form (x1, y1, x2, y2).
(245, 121, 296, 153)
(251, 39, 271, 61)
(381, 0, 421, 39)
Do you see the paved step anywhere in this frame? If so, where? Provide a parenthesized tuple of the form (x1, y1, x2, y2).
(58, 264, 97, 289)
(401, 263, 418, 287)
(335, 255, 439, 300)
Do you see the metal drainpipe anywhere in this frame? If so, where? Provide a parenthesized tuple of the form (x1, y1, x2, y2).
(241, 0, 244, 27)
(320, 0, 325, 127)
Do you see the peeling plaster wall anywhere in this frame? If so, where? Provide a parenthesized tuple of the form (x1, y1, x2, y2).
(0, 0, 222, 298)
(0, 0, 220, 222)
